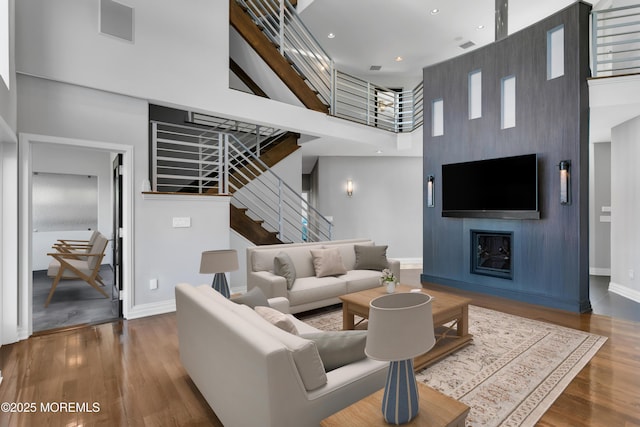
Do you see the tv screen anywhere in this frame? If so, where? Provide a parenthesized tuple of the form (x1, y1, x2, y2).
(441, 154, 540, 219)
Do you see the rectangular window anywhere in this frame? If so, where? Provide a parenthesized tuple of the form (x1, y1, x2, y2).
(501, 76, 516, 129)
(547, 25, 564, 80)
(0, 0, 9, 89)
(432, 99, 444, 136)
(469, 70, 482, 119)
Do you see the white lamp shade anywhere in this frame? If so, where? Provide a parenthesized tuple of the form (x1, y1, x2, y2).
(365, 292, 436, 361)
(199, 249, 239, 274)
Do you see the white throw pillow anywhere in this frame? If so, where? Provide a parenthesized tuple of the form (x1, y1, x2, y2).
(309, 248, 347, 277)
(255, 306, 299, 335)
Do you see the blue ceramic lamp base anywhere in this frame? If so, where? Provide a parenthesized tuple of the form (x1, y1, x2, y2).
(381, 359, 420, 425)
(212, 273, 230, 298)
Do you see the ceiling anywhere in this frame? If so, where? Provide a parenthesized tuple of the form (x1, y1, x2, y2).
(298, 0, 592, 88)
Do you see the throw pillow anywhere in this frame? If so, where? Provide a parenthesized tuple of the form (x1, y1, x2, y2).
(274, 252, 297, 290)
(300, 331, 368, 371)
(254, 306, 299, 335)
(309, 248, 347, 278)
(230, 286, 269, 308)
(354, 245, 389, 270)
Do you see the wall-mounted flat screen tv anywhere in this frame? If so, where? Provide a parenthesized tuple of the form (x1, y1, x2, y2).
(441, 153, 540, 219)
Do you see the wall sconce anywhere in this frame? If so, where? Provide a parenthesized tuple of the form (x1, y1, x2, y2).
(346, 180, 353, 197)
(426, 175, 435, 207)
(559, 160, 570, 205)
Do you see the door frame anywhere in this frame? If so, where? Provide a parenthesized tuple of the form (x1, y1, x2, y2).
(18, 133, 134, 340)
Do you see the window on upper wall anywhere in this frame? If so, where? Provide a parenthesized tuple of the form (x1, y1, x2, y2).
(432, 99, 444, 136)
(0, 0, 9, 89)
(469, 70, 482, 120)
(547, 25, 564, 80)
(501, 76, 516, 129)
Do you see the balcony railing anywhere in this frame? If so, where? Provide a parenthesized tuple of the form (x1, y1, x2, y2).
(236, 0, 423, 133)
(592, 4, 640, 77)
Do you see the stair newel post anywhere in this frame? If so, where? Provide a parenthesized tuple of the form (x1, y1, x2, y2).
(278, 178, 283, 240)
(366, 82, 372, 126)
(255, 125, 261, 157)
(278, 0, 284, 55)
(330, 61, 336, 115)
(151, 122, 158, 191)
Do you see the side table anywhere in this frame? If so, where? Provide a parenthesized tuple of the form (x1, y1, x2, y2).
(321, 382, 469, 427)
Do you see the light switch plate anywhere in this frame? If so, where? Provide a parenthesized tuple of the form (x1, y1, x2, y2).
(172, 217, 191, 228)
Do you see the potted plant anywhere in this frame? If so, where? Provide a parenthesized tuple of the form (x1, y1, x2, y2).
(380, 268, 397, 293)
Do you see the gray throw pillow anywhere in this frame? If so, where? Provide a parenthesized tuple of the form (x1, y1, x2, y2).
(354, 245, 389, 270)
(274, 252, 297, 289)
(230, 286, 269, 308)
(300, 331, 367, 371)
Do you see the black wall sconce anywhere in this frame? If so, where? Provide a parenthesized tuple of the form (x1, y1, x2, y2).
(559, 160, 570, 205)
(426, 175, 435, 207)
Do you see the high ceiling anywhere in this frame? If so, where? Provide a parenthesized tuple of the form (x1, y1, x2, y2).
(298, 0, 592, 88)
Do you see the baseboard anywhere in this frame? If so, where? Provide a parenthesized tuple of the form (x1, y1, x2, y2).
(608, 282, 640, 303)
(126, 299, 176, 320)
(589, 267, 611, 276)
(397, 258, 423, 268)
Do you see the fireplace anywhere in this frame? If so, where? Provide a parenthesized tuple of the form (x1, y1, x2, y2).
(471, 230, 513, 279)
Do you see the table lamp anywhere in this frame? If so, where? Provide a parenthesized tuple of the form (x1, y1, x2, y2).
(365, 292, 436, 425)
(199, 249, 239, 298)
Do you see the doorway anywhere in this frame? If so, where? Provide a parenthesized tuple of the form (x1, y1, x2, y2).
(30, 146, 122, 332)
(18, 133, 133, 339)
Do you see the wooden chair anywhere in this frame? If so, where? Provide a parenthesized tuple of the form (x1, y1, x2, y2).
(45, 232, 110, 307)
(52, 230, 100, 259)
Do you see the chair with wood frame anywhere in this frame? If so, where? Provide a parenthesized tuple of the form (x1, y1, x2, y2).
(45, 232, 110, 307)
(53, 230, 100, 259)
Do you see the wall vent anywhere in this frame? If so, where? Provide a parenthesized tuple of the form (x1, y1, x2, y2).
(100, 0, 134, 42)
(369, 65, 382, 71)
(459, 41, 476, 49)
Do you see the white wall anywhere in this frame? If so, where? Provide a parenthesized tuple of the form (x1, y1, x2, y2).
(610, 116, 640, 302)
(589, 141, 611, 275)
(316, 156, 422, 260)
(31, 144, 113, 270)
(0, 0, 15, 140)
(17, 75, 231, 320)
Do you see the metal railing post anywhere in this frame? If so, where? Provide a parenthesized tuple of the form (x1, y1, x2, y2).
(279, 0, 285, 55)
(278, 179, 283, 239)
(592, 11, 598, 77)
(151, 122, 158, 191)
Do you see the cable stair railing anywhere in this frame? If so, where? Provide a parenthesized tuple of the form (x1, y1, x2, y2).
(234, 0, 423, 133)
(592, 4, 640, 77)
(151, 120, 332, 244)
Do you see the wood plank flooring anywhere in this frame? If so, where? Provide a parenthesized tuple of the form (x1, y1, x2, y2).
(1, 275, 638, 426)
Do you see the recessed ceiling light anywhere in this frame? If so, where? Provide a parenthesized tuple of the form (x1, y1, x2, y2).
(395, 56, 403, 62)
(376, 150, 383, 154)
(430, 8, 440, 15)
(477, 24, 485, 30)
(327, 33, 335, 39)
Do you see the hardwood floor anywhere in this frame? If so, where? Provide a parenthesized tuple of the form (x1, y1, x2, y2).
(1, 274, 638, 426)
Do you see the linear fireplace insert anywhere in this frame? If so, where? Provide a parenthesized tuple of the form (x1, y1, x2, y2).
(471, 230, 513, 279)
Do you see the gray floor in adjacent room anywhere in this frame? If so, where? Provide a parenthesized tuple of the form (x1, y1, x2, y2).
(32, 266, 120, 333)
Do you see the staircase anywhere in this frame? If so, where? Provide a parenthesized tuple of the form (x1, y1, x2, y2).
(151, 118, 332, 245)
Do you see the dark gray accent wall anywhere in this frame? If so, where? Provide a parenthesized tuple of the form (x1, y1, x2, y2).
(422, 3, 592, 312)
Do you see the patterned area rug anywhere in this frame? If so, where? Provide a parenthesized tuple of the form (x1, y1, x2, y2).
(300, 305, 607, 427)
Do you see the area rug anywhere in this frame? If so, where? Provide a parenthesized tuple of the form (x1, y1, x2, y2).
(300, 305, 607, 427)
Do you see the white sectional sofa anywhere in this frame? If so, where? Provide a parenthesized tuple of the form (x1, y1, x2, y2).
(175, 283, 388, 427)
(246, 239, 401, 314)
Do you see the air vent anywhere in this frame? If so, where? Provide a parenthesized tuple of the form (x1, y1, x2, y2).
(459, 41, 476, 49)
(369, 65, 382, 71)
(100, 0, 134, 42)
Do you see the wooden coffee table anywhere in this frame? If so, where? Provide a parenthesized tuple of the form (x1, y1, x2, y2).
(339, 285, 473, 370)
(321, 382, 469, 427)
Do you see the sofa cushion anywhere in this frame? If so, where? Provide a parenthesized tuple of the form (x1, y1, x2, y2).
(343, 270, 385, 293)
(300, 331, 368, 371)
(255, 306, 299, 335)
(230, 286, 269, 308)
(274, 252, 297, 289)
(252, 245, 318, 278)
(310, 248, 347, 277)
(288, 276, 347, 306)
(354, 245, 389, 271)
(234, 304, 327, 391)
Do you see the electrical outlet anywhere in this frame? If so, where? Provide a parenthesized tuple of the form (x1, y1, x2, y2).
(172, 217, 191, 228)
(150, 278, 158, 290)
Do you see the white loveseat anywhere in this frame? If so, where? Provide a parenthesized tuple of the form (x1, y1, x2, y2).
(246, 239, 401, 314)
(175, 283, 388, 427)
